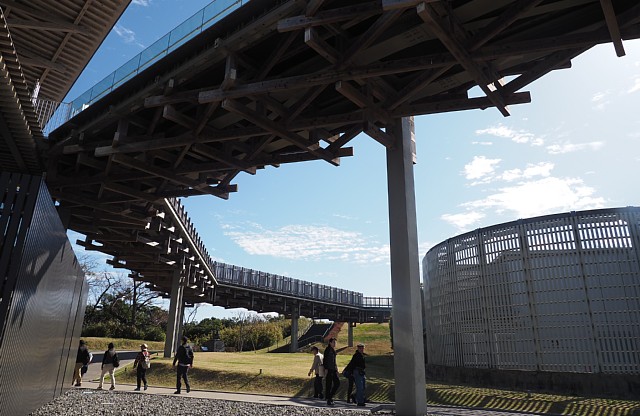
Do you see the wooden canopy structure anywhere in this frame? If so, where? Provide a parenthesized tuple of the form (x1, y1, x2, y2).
(41, 0, 640, 305)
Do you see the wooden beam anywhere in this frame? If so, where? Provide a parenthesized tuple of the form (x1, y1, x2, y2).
(15, 54, 67, 72)
(392, 92, 531, 118)
(277, 2, 381, 32)
(198, 54, 458, 103)
(600, 0, 626, 57)
(195, 102, 220, 136)
(221, 99, 341, 166)
(258, 32, 297, 80)
(113, 119, 129, 147)
(387, 67, 451, 110)
(190, 143, 257, 175)
(220, 55, 238, 90)
(327, 126, 363, 152)
(163, 104, 195, 128)
(381, 0, 433, 11)
(363, 122, 395, 148)
(417, 3, 510, 116)
(339, 9, 403, 68)
(335, 81, 390, 124)
(103, 182, 161, 204)
(305, 27, 339, 64)
(144, 90, 200, 108)
(5, 18, 89, 35)
(111, 153, 233, 198)
(94, 133, 193, 157)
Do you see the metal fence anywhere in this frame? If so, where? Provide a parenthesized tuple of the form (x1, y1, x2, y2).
(423, 207, 640, 375)
(214, 262, 364, 306)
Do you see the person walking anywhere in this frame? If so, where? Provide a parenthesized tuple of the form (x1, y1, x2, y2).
(342, 359, 355, 403)
(348, 343, 367, 406)
(307, 346, 325, 399)
(173, 336, 194, 394)
(133, 343, 151, 391)
(73, 340, 91, 387)
(97, 342, 119, 390)
(323, 338, 340, 406)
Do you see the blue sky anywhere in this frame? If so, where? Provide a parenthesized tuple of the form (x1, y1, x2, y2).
(67, 1, 640, 320)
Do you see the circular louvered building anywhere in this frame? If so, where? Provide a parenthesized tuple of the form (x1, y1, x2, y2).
(422, 207, 640, 393)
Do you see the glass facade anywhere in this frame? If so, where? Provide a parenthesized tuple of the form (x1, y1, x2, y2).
(423, 207, 640, 375)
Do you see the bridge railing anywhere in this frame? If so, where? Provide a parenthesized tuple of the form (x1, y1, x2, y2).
(40, 0, 250, 135)
(213, 262, 366, 307)
(361, 297, 393, 308)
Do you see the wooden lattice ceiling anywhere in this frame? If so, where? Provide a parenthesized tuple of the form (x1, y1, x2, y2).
(0, 0, 130, 102)
(37, 0, 640, 301)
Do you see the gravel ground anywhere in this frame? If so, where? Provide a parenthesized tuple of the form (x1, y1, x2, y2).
(30, 390, 375, 416)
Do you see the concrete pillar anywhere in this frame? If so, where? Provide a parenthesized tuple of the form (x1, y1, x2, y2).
(386, 117, 427, 416)
(164, 269, 184, 358)
(174, 302, 186, 353)
(289, 304, 300, 352)
(348, 322, 354, 347)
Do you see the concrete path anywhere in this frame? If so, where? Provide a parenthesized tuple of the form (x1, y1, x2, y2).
(77, 354, 539, 415)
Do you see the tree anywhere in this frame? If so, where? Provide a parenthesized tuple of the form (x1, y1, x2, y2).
(79, 255, 167, 340)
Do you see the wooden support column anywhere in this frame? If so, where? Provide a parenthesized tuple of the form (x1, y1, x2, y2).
(164, 268, 184, 357)
(386, 117, 427, 416)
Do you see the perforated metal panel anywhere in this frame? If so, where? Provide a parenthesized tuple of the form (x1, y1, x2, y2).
(423, 207, 640, 375)
(0, 172, 87, 416)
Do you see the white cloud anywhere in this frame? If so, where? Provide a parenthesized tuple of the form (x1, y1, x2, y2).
(498, 162, 554, 182)
(591, 91, 611, 110)
(461, 177, 606, 219)
(628, 77, 640, 94)
(476, 124, 544, 146)
(463, 156, 501, 180)
(472, 141, 493, 146)
(224, 223, 389, 264)
(132, 0, 150, 5)
(113, 25, 144, 48)
(441, 211, 485, 230)
(591, 90, 609, 102)
(546, 141, 604, 154)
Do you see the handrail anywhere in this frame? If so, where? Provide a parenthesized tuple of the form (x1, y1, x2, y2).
(41, 0, 250, 135)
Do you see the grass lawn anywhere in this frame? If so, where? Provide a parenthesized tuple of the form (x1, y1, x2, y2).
(110, 323, 640, 415)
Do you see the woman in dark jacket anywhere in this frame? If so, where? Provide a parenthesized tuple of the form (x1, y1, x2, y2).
(73, 340, 91, 387)
(97, 342, 119, 390)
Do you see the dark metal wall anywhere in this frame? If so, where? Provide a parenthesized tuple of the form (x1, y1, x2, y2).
(0, 172, 87, 416)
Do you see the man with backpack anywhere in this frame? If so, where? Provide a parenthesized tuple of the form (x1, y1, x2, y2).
(173, 336, 194, 394)
(133, 343, 151, 391)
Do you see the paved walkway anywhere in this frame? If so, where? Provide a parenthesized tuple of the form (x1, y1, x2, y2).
(79, 357, 540, 415)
